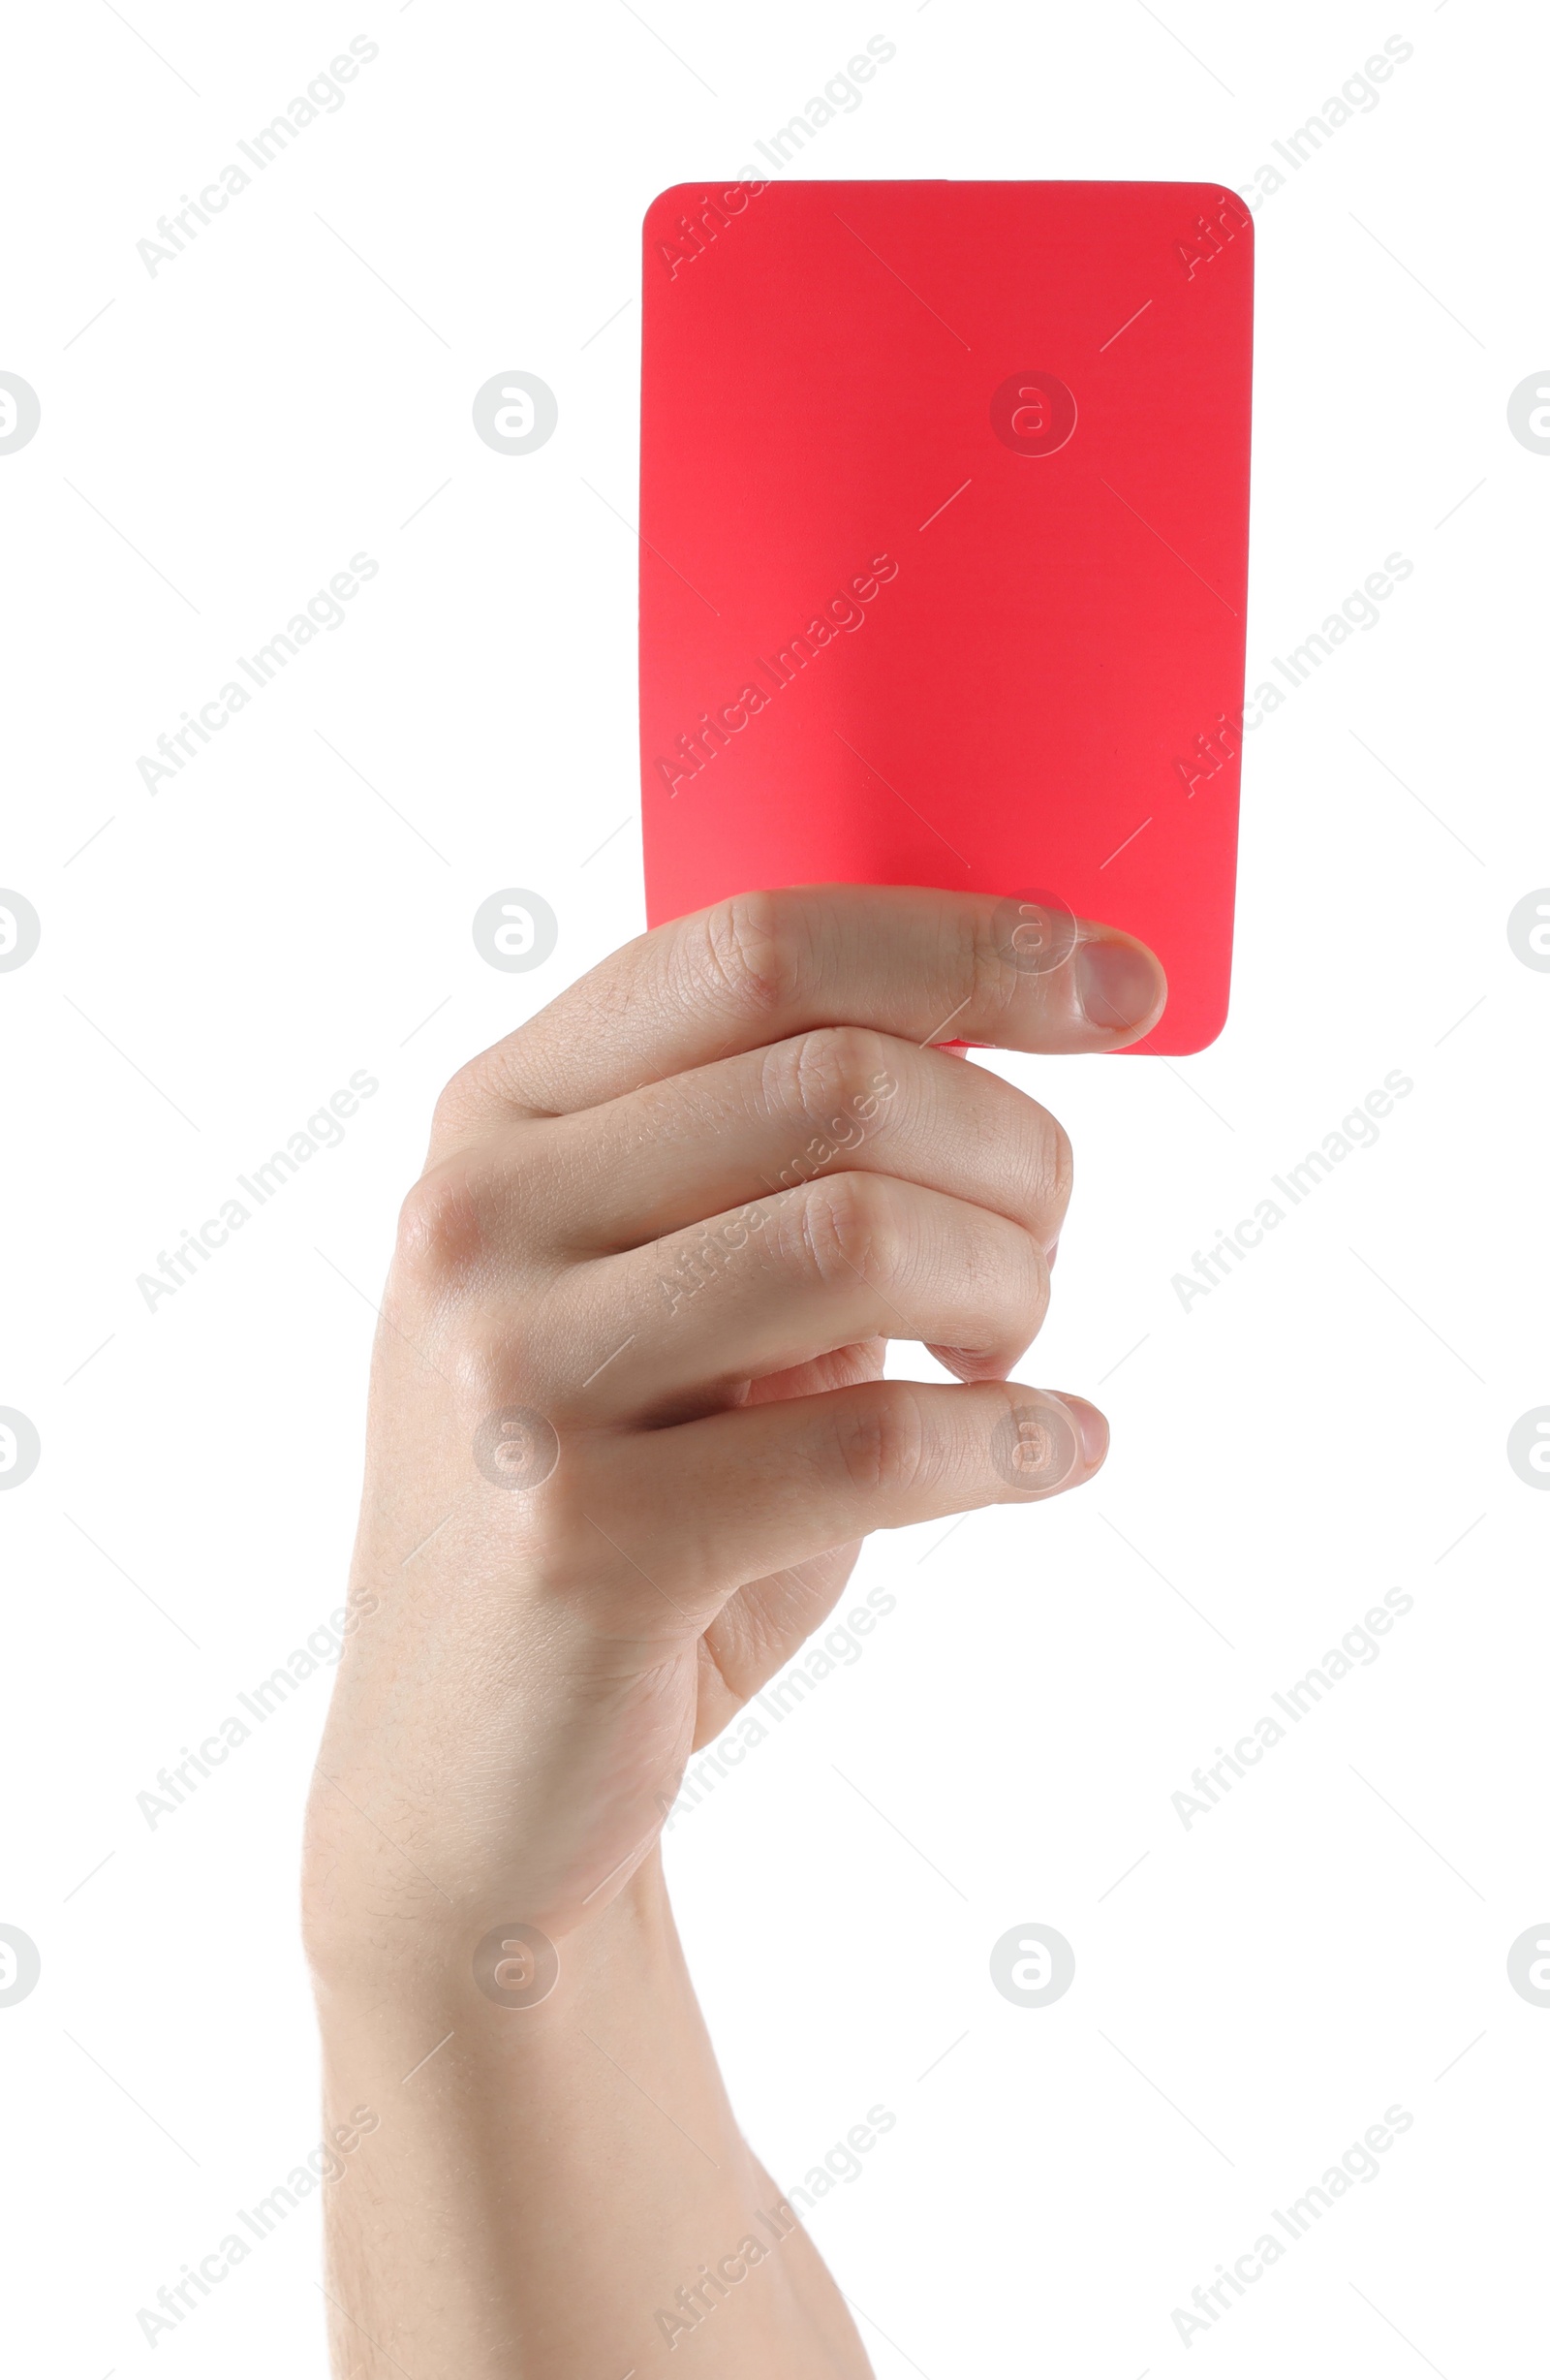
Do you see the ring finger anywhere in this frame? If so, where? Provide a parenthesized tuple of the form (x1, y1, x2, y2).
(534, 1170, 1050, 1424)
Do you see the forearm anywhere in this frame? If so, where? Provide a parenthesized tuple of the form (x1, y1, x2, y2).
(312, 1852, 873, 2377)
(305, 888, 1154, 2372)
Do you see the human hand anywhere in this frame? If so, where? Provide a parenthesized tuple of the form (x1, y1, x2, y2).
(303, 886, 1165, 1982)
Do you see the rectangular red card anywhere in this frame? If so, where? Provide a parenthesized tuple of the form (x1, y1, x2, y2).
(638, 179, 1253, 1053)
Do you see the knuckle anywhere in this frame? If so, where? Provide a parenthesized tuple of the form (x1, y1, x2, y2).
(393, 1132, 558, 1307)
(429, 1044, 536, 1149)
(393, 1162, 488, 1293)
(787, 1170, 906, 1291)
(832, 1385, 932, 1496)
(1018, 1233, 1053, 1336)
(1018, 1107, 1072, 1225)
(767, 1024, 891, 1143)
(957, 1213, 1047, 1354)
(691, 890, 802, 1023)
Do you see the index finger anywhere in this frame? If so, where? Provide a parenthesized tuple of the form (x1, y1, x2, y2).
(441, 884, 1166, 1129)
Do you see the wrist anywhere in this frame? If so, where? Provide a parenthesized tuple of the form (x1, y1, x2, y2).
(305, 1843, 676, 2028)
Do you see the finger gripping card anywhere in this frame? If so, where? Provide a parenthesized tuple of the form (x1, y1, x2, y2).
(638, 180, 1254, 1053)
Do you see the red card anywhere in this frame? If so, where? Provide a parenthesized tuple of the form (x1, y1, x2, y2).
(638, 180, 1253, 1052)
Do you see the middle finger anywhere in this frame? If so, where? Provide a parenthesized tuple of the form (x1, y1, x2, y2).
(498, 1025, 1072, 1259)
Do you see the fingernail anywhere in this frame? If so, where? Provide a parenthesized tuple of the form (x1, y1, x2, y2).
(1075, 938, 1162, 1034)
(1044, 1235, 1060, 1272)
(1067, 1396, 1108, 1467)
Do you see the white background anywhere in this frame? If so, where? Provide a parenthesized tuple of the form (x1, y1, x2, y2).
(2, 2, 1545, 2372)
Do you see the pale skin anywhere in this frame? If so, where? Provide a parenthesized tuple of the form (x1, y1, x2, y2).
(302, 884, 1167, 2375)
